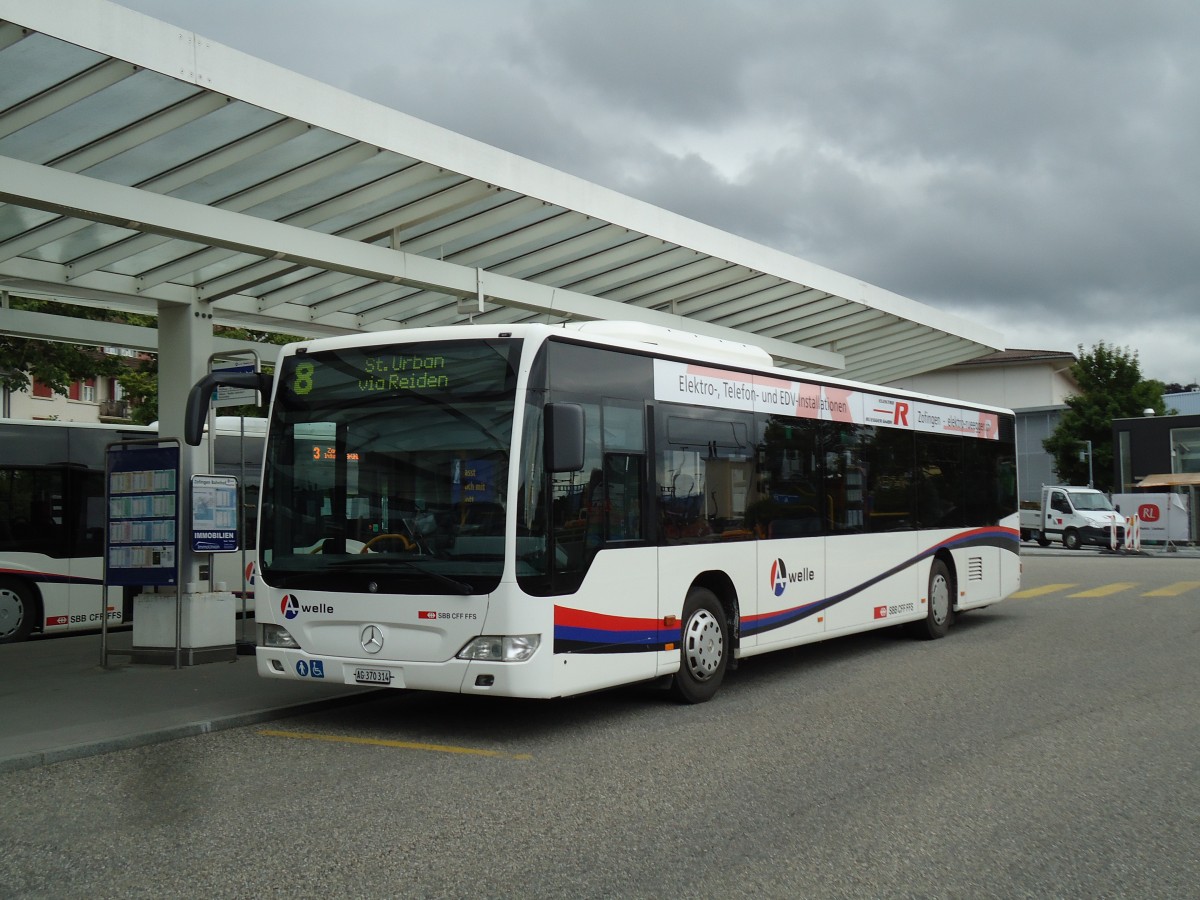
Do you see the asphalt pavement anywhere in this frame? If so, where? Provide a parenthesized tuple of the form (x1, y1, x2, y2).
(0, 625, 378, 774)
(1, 541, 1193, 774)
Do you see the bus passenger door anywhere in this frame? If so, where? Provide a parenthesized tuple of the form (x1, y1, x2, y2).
(751, 415, 827, 648)
(69, 467, 122, 628)
(755, 531, 827, 648)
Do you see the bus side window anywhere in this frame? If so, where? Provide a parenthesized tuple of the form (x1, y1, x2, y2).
(593, 453, 643, 544)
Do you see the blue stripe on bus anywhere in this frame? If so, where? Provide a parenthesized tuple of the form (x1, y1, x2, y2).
(743, 526, 1018, 637)
(556, 525, 1020, 649)
(0, 567, 102, 586)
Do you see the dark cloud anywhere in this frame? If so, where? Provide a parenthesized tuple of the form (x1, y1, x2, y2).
(117, 0, 1200, 381)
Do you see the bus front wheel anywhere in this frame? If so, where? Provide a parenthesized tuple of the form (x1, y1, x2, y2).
(671, 587, 728, 703)
(914, 560, 953, 640)
(0, 578, 37, 643)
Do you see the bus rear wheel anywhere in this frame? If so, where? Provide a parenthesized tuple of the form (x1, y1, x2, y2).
(0, 578, 37, 643)
(671, 587, 728, 703)
(913, 559, 953, 640)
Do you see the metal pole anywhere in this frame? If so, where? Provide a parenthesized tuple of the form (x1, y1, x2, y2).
(239, 416, 249, 646)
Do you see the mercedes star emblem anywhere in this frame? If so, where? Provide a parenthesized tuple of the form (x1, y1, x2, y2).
(360, 624, 384, 654)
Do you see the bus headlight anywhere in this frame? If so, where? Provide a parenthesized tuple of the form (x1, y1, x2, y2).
(457, 634, 541, 662)
(261, 624, 300, 649)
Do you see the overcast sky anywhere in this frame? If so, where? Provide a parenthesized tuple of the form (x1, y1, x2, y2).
(116, 0, 1200, 385)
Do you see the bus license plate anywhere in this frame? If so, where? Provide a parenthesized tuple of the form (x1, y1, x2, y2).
(353, 667, 392, 685)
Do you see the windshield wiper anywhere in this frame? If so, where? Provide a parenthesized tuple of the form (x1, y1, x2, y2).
(329, 556, 473, 595)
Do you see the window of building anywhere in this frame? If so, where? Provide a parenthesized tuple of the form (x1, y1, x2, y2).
(1170, 427, 1200, 474)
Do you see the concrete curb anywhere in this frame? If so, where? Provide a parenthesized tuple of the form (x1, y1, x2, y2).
(0, 691, 383, 775)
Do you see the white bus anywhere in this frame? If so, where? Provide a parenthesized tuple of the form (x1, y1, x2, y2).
(188, 322, 1020, 702)
(0, 417, 263, 642)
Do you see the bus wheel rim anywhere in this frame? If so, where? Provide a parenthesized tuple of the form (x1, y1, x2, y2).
(684, 609, 723, 681)
(0, 587, 23, 638)
(930, 574, 950, 625)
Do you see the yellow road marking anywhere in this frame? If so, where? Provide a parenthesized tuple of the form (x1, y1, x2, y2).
(260, 729, 533, 760)
(1010, 583, 1078, 598)
(1142, 581, 1200, 597)
(1067, 582, 1137, 598)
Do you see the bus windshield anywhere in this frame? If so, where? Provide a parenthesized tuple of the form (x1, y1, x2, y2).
(259, 338, 520, 595)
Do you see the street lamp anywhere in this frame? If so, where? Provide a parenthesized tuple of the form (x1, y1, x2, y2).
(1078, 440, 1093, 488)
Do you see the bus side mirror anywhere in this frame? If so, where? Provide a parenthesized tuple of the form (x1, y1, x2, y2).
(544, 403, 584, 473)
(184, 371, 274, 445)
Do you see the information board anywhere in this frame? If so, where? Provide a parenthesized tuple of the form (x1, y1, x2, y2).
(191, 474, 240, 552)
(106, 443, 180, 587)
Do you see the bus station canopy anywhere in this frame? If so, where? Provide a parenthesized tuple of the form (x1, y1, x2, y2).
(0, 0, 1003, 384)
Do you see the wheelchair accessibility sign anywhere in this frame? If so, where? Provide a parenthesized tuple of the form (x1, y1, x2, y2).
(295, 660, 325, 678)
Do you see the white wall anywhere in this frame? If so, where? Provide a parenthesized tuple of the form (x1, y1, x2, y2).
(885, 360, 1076, 411)
(6, 389, 102, 422)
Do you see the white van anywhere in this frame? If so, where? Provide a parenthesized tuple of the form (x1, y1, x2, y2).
(1020, 485, 1125, 549)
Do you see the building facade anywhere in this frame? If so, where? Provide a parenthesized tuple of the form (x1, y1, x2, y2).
(1, 347, 144, 423)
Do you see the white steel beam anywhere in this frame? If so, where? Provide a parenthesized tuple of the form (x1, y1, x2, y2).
(0, 305, 273, 355)
(196, 178, 495, 303)
(66, 118, 311, 277)
(134, 161, 436, 289)
(1, 0, 1003, 360)
(0, 20, 31, 51)
(0, 93, 233, 265)
(0, 157, 842, 369)
(85, 137, 380, 284)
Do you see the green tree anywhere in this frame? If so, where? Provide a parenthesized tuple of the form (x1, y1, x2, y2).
(1043, 342, 1166, 491)
(0, 297, 133, 396)
(2, 296, 298, 423)
(117, 359, 160, 425)
(117, 326, 296, 425)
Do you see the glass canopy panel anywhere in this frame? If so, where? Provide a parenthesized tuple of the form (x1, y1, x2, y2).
(0, 69, 197, 166)
(242, 266, 346, 299)
(263, 273, 373, 307)
(182, 252, 288, 287)
(393, 198, 565, 258)
(29, 221, 155, 265)
(307, 171, 468, 236)
(0, 34, 102, 112)
(82, 102, 286, 187)
(461, 220, 612, 272)
(342, 285, 423, 317)
(318, 281, 408, 315)
(239, 153, 419, 224)
(0, 206, 60, 243)
(102, 236, 213, 277)
(168, 127, 358, 206)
